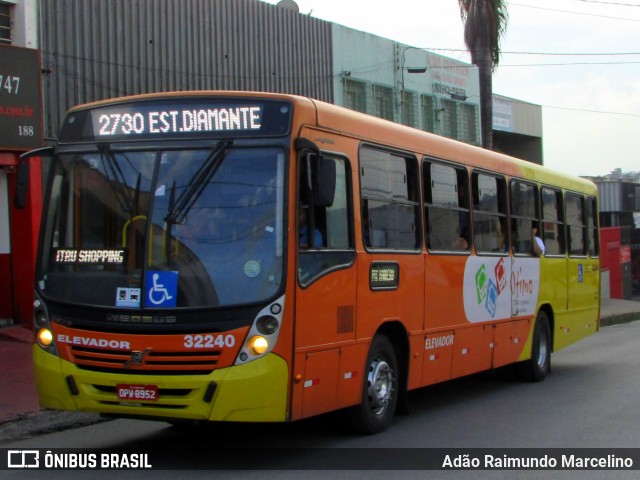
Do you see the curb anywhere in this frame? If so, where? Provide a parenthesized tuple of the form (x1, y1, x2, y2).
(0, 411, 109, 443)
(600, 313, 640, 328)
(0, 326, 33, 343)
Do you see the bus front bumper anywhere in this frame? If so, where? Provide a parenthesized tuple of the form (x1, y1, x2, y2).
(33, 345, 289, 422)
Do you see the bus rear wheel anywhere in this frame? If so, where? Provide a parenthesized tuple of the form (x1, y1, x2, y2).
(349, 335, 399, 434)
(516, 311, 551, 382)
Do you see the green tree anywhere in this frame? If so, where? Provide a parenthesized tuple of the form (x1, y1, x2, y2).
(458, 0, 508, 150)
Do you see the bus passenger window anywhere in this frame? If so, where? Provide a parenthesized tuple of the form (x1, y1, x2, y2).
(360, 147, 420, 251)
(472, 172, 507, 253)
(541, 187, 565, 256)
(510, 180, 539, 255)
(566, 193, 587, 256)
(424, 161, 470, 252)
(587, 196, 599, 257)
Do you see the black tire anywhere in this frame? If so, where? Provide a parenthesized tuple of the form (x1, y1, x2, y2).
(349, 335, 399, 434)
(516, 311, 551, 382)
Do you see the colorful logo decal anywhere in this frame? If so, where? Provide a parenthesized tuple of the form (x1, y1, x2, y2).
(463, 256, 540, 323)
(475, 264, 487, 305)
(495, 257, 506, 294)
(485, 279, 499, 317)
(474, 261, 504, 317)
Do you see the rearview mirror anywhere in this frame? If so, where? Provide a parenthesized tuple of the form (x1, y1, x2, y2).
(14, 147, 53, 209)
(295, 137, 336, 208)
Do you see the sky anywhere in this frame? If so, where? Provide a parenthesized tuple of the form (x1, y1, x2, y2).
(262, 0, 640, 177)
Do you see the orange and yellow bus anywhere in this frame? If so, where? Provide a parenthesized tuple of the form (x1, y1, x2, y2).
(24, 91, 599, 434)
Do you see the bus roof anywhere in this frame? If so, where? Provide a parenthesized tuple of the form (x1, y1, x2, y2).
(64, 90, 596, 196)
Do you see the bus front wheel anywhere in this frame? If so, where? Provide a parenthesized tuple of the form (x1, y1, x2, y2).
(349, 335, 399, 434)
(517, 311, 551, 382)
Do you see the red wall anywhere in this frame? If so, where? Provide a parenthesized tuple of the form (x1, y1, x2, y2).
(601, 227, 623, 299)
(1, 152, 42, 327)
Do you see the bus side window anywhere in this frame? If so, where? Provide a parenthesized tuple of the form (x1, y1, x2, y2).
(566, 193, 587, 256)
(510, 180, 539, 255)
(298, 156, 354, 285)
(472, 172, 507, 253)
(587, 196, 599, 257)
(424, 160, 470, 252)
(360, 147, 420, 251)
(541, 187, 565, 256)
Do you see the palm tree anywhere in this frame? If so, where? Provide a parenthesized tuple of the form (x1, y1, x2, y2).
(458, 0, 508, 150)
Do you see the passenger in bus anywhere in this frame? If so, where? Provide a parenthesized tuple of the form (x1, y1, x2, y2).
(298, 206, 323, 248)
(532, 226, 545, 257)
(497, 218, 509, 253)
(454, 226, 470, 250)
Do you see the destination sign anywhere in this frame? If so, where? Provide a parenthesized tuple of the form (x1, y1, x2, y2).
(59, 98, 292, 143)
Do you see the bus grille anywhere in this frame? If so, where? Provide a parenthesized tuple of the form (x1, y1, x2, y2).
(69, 345, 221, 375)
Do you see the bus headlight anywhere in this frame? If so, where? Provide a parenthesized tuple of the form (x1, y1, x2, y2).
(37, 328, 54, 347)
(249, 336, 269, 355)
(33, 291, 58, 356)
(235, 295, 284, 365)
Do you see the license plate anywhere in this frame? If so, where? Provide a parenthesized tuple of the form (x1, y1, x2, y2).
(117, 384, 159, 401)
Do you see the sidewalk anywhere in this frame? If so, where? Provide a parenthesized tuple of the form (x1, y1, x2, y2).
(1, 299, 640, 441)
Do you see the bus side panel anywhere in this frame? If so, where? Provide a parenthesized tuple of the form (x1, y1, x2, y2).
(538, 256, 569, 318)
(290, 342, 368, 420)
(493, 319, 532, 368)
(422, 331, 455, 386)
(424, 255, 468, 331)
(355, 253, 425, 392)
(556, 257, 600, 350)
(355, 253, 424, 339)
(450, 324, 494, 379)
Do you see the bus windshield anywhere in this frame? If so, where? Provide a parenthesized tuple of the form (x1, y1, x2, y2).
(40, 145, 285, 308)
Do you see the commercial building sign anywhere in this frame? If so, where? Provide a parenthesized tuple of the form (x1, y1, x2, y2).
(493, 97, 514, 132)
(0, 45, 43, 150)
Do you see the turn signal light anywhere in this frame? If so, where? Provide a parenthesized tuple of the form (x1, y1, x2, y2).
(249, 336, 269, 355)
(37, 328, 53, 347)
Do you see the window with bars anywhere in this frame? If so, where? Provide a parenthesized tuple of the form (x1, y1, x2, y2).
(0, 4, 11, 45)
(400, 90, 418, 128)
(371, 84, 394, 121)
(421, 95, 435, 133)
(441, 99, 457, 139)
(343, 78, 368, 114)
(460, 103, 479, 145)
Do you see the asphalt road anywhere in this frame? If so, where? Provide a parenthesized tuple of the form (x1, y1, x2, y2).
(3, 321, 640, 479)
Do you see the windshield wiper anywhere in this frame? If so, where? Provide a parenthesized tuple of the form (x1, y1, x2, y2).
(164, 140, 233, 226)
(98, 144, 135, 214)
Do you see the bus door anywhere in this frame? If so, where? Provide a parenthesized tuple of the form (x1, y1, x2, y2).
(292, 149, 358, 420)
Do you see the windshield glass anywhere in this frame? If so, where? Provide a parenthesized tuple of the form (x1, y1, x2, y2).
(40, 146, 285, 308)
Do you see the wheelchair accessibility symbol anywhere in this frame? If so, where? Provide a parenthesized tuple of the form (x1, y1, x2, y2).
(146, 271, 178, 307)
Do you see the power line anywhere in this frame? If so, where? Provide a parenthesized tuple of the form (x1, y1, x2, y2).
(499, 61, 640, 66)
(544, 105, 640, 118)
(569, 0, 640, 6)
(424, 47, 640, 56)
(511, 2, 640, 21)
